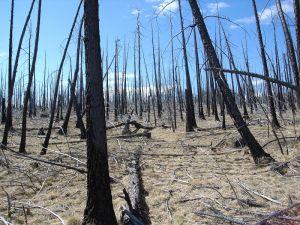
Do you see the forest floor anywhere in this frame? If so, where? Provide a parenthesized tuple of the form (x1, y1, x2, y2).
(0, 109, 300, 225)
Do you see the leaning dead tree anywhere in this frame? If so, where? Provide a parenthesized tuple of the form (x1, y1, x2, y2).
(187, 0, 274, 164)
(81, 0, 117, 224)
(40, 0, 82, 155)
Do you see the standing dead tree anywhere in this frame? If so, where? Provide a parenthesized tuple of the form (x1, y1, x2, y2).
(2, 0, 36, 149)
(40, 0, 82, 155)
(178, 0, 197, 132)
(81, 0, 118, 224)
(252, 0, 280, 128)
(19, 0, 42, 153)
(221, 25, 249, 119)
(60, 18, 84, 136)
(294, 0, 300, 71)
(193, 25, 205, 120)
(276, 0, 300, 108)
(187, 0, 274, 164)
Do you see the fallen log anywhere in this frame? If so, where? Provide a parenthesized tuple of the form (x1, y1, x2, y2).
(122, 152, 150, 225)
(107, 121, 155, 131)
(113, 132, 151, 139)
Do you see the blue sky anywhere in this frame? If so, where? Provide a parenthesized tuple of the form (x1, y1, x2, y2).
(0, 0, 296, 94)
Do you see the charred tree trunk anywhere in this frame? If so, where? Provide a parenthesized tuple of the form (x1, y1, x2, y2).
(179, 0, 197, 131)
(252, 0, 280, 127)
(81, 0, 117, 224)
(2, 0, 14, 148)
(151, 24, 162, 119)
(170, 17, 177, 128)
(222, 26, 249, 119)
(114, 39, 119, 121)
(193, 26, 205, 120)
(1, 98, 6, 124)
(105, 52, 109, 120)
(2, 0, 36, 148)
(277, 0, 300, 108)
(294, 0, 300, 70)
(60, 18, 83, 135)
(133, 34, 138, 115)
(188, 0, 274, 164)
(42, 52, 46, 111)
(137, 15, 143, 118)
(40, 0, 82, 154)
(19, 0, 42, 153)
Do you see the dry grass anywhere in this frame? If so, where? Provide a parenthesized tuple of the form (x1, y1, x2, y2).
(0, 109, 299, 225)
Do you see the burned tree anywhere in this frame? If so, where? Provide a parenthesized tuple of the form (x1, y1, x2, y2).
(2, 0, 36, 148)
(19, 0, 42, 153)
(277, 0, 300, 108)
(178, 0, 197, 131)
(187, 0, 274, 164)
(252, 0, 280, 128)
(81, 0, 117, 224)
(60, 18, 84, 136)
(40, 0, 82, 155)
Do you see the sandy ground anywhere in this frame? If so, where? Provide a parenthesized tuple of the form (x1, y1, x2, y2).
(0, 109, 299, 225)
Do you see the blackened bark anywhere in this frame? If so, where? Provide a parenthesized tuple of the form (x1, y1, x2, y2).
(188, 0, 273, 164)
(1, 98, 6, 124)
(19, 0, 42, 153)
(252, 0, 280, 128)
(40, 0, 82, 154)
(61, 18, 83, 135)
(82, 0, 117, 224)
(294, 0, 300, 70)
(2, 0, 14, 148)
(193, 26, 205, 120)
(277, 0, 300, 108)
(178, 0, 197, 131)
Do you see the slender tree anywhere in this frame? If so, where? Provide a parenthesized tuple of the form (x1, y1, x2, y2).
(193, 26, 205, 120)
(294, 0, 300, 70)
(2, 0, 36, 148)
(40, 0, 82, 155)
(277, 0, 300, 108)
(252, 0, 280, 127)
(60, 18, 84, 135)
(178, 0, 197, 131)
(19, 0, 42, 153)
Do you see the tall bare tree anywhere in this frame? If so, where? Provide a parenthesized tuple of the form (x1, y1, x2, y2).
(19, 0, 42, 153)
(178, 0, 197, 131)
(277, 0, 300, 108)
(82, 0, 117, 224)
(2, 0, 36, 148)
(40, 0, 82, 154)
(252, 0, 280, 128)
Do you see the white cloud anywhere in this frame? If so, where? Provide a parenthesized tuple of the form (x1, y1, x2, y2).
(131, 9, 142, 15)
(154, 0, 178, 15)
(0, 52, 7, 58)
(207, 2, 230, 14)
(230, 0, 293, 29)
